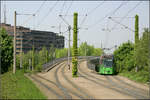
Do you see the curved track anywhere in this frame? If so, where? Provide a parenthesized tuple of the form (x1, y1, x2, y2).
(104, 75, 148, 99)
(78, 61, 149, 99)
(54, 62, 72, 99)
(112, 76, 148, 93)
(27, 74, 63, 99)
(26, 60, 149, 99)
(61, 62, 94, 99)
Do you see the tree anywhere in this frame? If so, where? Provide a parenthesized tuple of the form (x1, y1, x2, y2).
(113, 28, 149, 82)
(136, 28, 150, 71)
(113, 41, 134, 73)
(36, 47, 47, 71)
(78, 42, 103, 56)
(22, 51, 31, 71)
(32, 46, 35, 71)
(48, 44, 55, 61)
(92, 48, 103, 56)
(78, 42, 88, 56)
(0, 28, 13, 73)
(55, 48, 68, 58)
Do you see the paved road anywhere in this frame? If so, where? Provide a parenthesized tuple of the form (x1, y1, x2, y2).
(26, 60, 149, 99)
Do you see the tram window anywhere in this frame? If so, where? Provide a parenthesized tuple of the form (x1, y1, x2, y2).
(103, 59, 113, 67)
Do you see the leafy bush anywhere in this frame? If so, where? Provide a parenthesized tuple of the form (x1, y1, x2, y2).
(114, 28, 150, 83)
(0, 28, 13, 73)
(78, 42, 103, 56)
(113, 41, 134, 73)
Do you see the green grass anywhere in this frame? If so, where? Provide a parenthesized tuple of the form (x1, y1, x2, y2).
(1, 70, 47, 99)
(119, 70, 149, 84)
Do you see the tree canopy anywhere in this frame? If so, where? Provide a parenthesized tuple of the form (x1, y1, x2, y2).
(113, 28, 150, 82)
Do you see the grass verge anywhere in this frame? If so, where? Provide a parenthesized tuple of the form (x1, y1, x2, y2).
(0, 70, 47, 99)
(119, 71, 149, 85)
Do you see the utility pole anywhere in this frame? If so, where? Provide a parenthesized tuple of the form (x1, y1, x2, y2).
(84, 41, 87, 57)
(59, 23, 61, 34)
(13, 11, 16, 74)
(4, 3, 6, 24)
(85, 45, 86, 56)
(68, 25, 71, 70)
(17, 13, 35, 70)
(20, 32, 23, 69)
(101, 42, 103, 49)
(59, 15, 72, 70)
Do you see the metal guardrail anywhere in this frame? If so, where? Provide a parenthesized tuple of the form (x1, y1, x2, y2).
(42, 56, 99, 71)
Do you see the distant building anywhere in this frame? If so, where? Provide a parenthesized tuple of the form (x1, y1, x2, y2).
(0, 23, 64, 54)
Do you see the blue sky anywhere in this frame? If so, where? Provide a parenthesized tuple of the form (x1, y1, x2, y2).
(1, 1, 149, 53)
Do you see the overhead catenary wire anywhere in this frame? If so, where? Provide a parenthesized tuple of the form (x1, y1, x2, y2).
(58, 1, 66, 25)
(79, 0, 105, 27)
(19, 14, 35, 27)
(59, 15, 70, 26)
(20, 0, 47, 27)
(87, 0, 105, 15)
(111, 1, 142, 30)
(59, 1, 66, 15)
(58, 1, 73, 34)
(87, 1, 128, 30)
(34, 0, 47, 15)
(109, 17, 135, 32)
(36, 0, 59, 29)
(47, 1, 68, 35)
(104, 18, 110, 48)
(64, 0, 73, 16)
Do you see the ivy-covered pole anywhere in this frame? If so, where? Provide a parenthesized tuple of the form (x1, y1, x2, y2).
(32, 45, 35, 71)
(72, 12, 78, 77)
(134, 14, 139, 72)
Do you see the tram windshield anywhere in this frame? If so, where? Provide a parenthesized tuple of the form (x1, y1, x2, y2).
(103, 59, 113, 67)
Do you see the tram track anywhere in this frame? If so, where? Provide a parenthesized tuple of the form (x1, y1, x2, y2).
(27, 61, 91, 99)
(26, 59, 148, 99)
(85, 60, 149, 98)
(112, 75, 148, 96)
(78, 61, 149, 99)
(61, 62, 94, 99)
(27, 74, 63, 99)
(104, 75, 148, 99)
(85, 61, 148, 98)
(54, 62, 72, 99)
(53, 61, 89, 99)
(78, 64, 134, 98)
(34, 74, 70, 99)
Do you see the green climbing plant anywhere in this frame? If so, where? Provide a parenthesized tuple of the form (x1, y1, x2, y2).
(72, 12, 78, 77)
(134, 14, 139, 72)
